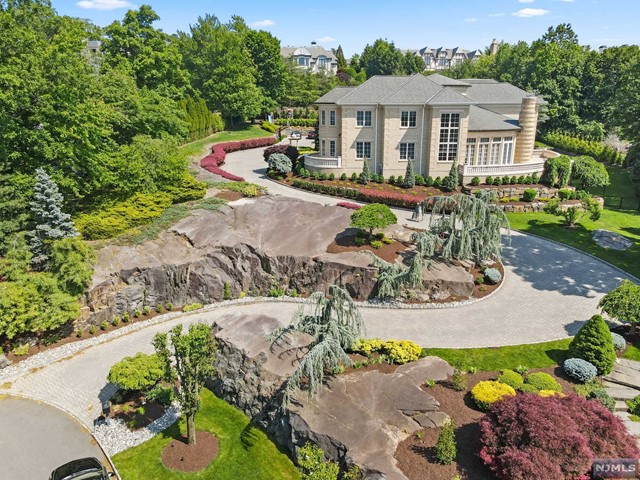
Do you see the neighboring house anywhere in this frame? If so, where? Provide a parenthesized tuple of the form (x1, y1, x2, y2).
(86, 40, 102, 53)
(281, 43, 338, 74)
(416, 39, 497, 71)
(306, 73, 550, 184)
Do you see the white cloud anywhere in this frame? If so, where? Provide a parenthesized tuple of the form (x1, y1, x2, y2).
(518, 0, 535, 3)
(488, 13, 506, 17)
(249, 19, 275, 27)
(316, 36, 336, 43)
(76, 0, 134, 10)
(464, 17, 478, 23)
(512, 8, 550, 17)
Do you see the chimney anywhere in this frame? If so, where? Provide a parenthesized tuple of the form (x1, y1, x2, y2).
(311, 41, 317, 45)
(490, 38, 499, 56)
(514, 96, 538, 164)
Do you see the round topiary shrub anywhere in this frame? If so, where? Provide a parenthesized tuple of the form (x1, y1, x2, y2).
(524, 372, 562, 393)
(107, 353, 164, 392)
(569, 314, 616, 376)
(483, 268, 502, 285)
(563, 358, 598, 383)
(381, 339, 422, 364)
(611, 332, 627, 352)
(471, 381, 516, 411)
(479, 394, 640, 480)
(497, 369, 524, 390)
(518, 383, 539, 393)
(268, 153, 293, 174)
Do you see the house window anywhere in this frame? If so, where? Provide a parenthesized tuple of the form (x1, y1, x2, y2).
(465, 138, 477, 165)
(502, 137, 514, 164)
(297, 57, 309, 67)
(356, 141, 371, 159)
(329, 140, 336, 157)
(401, 111, 417, 128)
(320, 111, 326, 126)
(437, 113, 460, 162)
(329, 110, 336, 126)
(399, 143, 415, 161)
(477, 138, 490, 165)
(490, 137, 502, 165)
(356, 110, 372, 127)
(321, 140, 326, 157)
(318, 56, 327, 68)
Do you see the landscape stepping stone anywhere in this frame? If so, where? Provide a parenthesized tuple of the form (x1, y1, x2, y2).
(592, 229, 633, 250)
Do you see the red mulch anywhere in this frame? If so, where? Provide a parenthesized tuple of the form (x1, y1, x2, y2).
(326, 234, 408, 263)
(110, 391, 167, 430)
(162, 431, 219, 472)
(394, 366, 579, 480)
(471, 263, 505, 300)
(215, 190, 244, 201)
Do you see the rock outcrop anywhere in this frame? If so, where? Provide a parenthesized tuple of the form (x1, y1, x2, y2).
(207, 311, 453, 480)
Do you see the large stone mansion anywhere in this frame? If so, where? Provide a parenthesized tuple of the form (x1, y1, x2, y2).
(305, 73, 548, 184)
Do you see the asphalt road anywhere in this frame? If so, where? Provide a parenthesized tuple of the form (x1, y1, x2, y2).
(0, 395, 112, 480)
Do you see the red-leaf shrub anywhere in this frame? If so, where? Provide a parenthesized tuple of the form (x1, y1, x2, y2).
(480, 393, 639, 480)
(336, 202, 362, 210)
(263, 144, 299, 163)
(200, 137, 275, 181)
(357, 187, 421, 208)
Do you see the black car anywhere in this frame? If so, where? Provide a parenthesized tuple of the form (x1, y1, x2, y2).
(307, 130, 317, 139)
(49, 457, 114, 480)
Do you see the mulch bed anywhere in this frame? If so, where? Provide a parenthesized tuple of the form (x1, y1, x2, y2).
(162, 431, 219, 472)
(471, 262, 505, 300)
(215, 190, 244, 201)
(110, 391, 167, 430)
(326, 234, 408, 263)
(394, 366, 578, 480)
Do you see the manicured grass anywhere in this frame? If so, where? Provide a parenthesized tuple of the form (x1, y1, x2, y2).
(572, 164, 639, 210)
(624, 344, 640, 362)
(506, 208, 640, 278)
(181, 125, 274, 159)
(422, 338, 571, 372)
(112, 389, 300, 480)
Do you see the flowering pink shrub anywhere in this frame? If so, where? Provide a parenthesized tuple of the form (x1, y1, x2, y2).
(480, 393, 639, 480)
(357, 187, 421, 208)
(336, 202, 362, 210)
(200, 137, 276, 181)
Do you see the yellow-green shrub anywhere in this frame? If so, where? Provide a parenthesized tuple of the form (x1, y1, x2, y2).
(164, 175, 207, 203)
(539, 390, 566, 398)
(182, 303, 203, 312)
(76, 193, 172, 240)
(351, 338, 384, 356)
(471, 381, 516, 411)
(382, 339, 422, 364)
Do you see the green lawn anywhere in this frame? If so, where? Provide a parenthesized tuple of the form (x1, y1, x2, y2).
(572, 164, 639, 210)
(181, 125, 274, 159)
(506, 208, 640, 278)
(113, 389, 300, 480)
(422, 338, 571, 372)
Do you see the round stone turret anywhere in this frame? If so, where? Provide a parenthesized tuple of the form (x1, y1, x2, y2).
(514, 96, 538, 164)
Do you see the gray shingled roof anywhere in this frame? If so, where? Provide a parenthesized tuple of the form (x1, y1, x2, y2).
(426, 73, 471, 87)
(464, 82, 546, 105)
(378, 74, 442, 105)
(316, 87, 357, 104)
(281, 45, 337, 61)
(468, 106, 521, 131)
(336, 76, 412, 105)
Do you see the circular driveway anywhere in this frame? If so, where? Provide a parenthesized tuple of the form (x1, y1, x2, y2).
(0, 395, 112, 479)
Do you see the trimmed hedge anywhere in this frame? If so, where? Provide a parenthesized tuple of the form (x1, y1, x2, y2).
(563, 358, 598, 383)
(336, 202, 362, 210)
(201, 137, 276, 181)
(497, 370, 524, 390)
(541, 131, 625, 165)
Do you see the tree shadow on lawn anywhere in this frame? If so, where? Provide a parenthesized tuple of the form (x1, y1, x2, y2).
(502, 225, 628, 297)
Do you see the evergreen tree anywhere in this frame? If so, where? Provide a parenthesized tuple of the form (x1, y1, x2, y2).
(442, 161, 459, 191)
(29, 168, 78, 270)
(334, 45, 348, 71)
(568, 314, 616, 375)
(404, 160, 415, 188)
(361, 160, 371, 185)
(0, 172, 31, 255)
(435, 419, 457, 464)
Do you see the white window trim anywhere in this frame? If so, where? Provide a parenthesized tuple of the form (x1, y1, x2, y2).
(399, 142, 416, 162)
(355, 141, 372, 160)
(329, 110, 336, 127)
(320, 110, 326, 127)
(356, 110, 372, 128)
(328, 139, 337, 158)
(437, 111, 462, 163)
(400, 111, 417, 129)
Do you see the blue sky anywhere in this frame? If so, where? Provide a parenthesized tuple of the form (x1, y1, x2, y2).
(54, 0, 639, 56)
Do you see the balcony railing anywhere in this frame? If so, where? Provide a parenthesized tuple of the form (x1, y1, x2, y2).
(459, 160, 546, 177)
(304, 154, 342, 169)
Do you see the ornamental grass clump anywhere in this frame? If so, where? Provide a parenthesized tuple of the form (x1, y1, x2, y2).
(480, 394, 639, 480)
(471, 381, 516, 411)
(569, 314, 616, 376)
(563, 358, 598, 383)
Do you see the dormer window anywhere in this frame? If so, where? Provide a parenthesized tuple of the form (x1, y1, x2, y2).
(317, 55, 327, 68)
